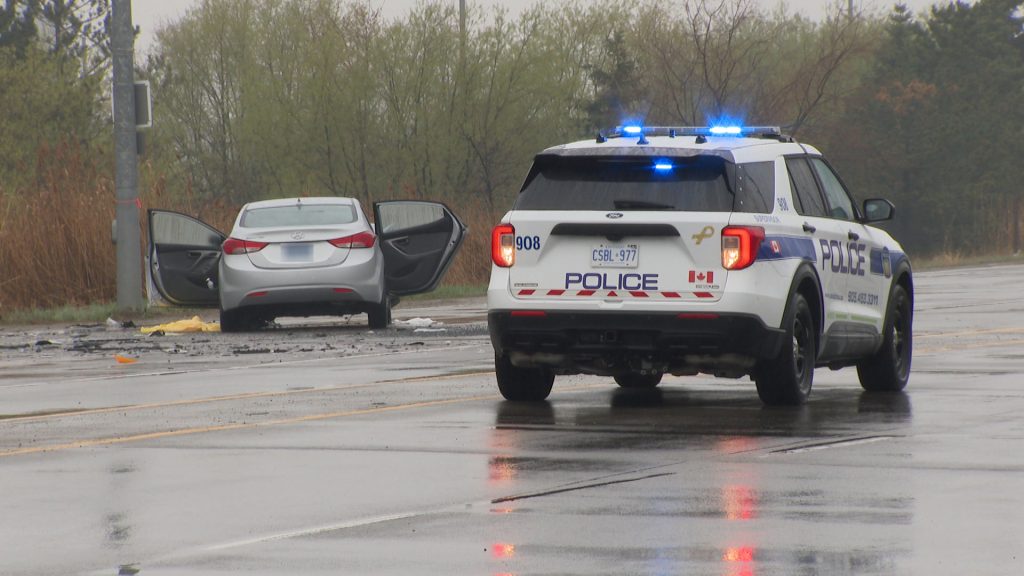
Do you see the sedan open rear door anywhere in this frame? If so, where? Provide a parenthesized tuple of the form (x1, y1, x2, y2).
(148, 209, 225, 307)
(373, 201, 467, 296)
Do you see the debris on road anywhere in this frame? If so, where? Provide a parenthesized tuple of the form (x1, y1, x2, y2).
(141, 316, 220, 335)
(0, 297, 488, 365)
(396, 317, 444, 330)
(106, 318, 137, 329)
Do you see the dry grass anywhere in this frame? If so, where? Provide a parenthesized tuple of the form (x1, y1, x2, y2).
(0, 144, 241, 316)
(440, 199, 497, 286)
(0, 142, 117, 312)
(0, 145, 498, 316)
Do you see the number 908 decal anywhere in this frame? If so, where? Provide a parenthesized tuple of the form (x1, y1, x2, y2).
(516, 235, 541, 251)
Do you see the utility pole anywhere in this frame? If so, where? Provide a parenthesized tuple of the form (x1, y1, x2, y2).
(459, 0, 466, 54)
(111, 0, 143, 312)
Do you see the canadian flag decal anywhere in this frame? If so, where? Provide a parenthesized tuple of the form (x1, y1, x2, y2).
(689, 270, 714, 283)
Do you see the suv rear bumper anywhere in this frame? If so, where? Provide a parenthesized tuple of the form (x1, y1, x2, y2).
(488, 310, 785, 376)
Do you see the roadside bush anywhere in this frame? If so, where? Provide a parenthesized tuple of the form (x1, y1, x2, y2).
(0, 142, 116, 312)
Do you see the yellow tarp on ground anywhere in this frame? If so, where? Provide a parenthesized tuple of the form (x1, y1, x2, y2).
(141, 316, 220, 334)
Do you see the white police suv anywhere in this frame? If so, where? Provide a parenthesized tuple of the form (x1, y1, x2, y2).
(487, 126, 912, 405)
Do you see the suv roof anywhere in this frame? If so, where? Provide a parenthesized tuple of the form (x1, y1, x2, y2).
(541, 126, 821, 164)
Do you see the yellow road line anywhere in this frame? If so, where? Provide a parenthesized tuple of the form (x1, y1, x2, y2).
(0, 395, 492, 457)
(1, 370, 496, 424)
(0, 382, 604, 458)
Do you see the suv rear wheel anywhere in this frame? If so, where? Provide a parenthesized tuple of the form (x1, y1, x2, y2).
(614, 372, 663, 389)
(857, 284, 912, 392)
(755, 293, 815, 405)
(495, 354, 554, 401)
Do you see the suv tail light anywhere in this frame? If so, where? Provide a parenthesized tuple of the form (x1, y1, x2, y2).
(491, 224, 515, 267)
(329, 231, 376, 249)
(222, 238, 268, 255)
(721, 226, 764, 270)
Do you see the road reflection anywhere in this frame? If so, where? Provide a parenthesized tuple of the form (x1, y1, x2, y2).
(486, 383, 915, 575)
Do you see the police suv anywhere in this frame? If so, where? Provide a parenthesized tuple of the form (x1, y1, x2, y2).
(487, 126, 912, 405)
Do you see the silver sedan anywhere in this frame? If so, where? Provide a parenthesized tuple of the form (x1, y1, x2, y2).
(148, 198, 465, 331)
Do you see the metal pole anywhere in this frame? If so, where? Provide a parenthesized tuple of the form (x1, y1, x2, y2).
(111, 0, 143, 312)
(459, 0, 466, 45)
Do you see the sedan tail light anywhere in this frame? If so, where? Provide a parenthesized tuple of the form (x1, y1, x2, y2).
(328, 231, 376, 249)
(491, 224, 515, 267)
(222, 238, 268, 255)
(721, 226, 764, 270)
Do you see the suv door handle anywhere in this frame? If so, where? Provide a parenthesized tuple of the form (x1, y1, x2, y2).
(848, 231, 860, 241)
(802, 222, 816, 234)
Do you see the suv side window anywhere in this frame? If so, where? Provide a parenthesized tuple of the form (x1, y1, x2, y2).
(785, 157, 827, 217)
(809, 157, 856, 221)
(732, 161, 774, 214)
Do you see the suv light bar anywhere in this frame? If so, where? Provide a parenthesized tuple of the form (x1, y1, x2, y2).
(598, 125, 785, 142)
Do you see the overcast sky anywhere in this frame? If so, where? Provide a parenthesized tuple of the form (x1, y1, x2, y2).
(133, 0, 950, 53)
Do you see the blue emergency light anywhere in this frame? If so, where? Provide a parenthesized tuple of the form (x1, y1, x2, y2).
(601, 125, 782, 141)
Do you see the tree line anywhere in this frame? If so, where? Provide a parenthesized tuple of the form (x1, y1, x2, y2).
(141, 0, 1024, 256)
(1, 0, 1022, 310)
(141, 0, 877, 210)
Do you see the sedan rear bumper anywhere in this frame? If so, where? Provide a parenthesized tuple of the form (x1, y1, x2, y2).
(219, 249, 384, 312)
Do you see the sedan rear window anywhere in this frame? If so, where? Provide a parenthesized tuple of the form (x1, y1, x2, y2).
(515, 156, 773, 213)
(240, 204, 358, 228)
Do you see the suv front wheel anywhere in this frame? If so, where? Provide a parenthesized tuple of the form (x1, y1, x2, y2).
(857, 284, 912, 392)
(495, 354, 555, 401)
(755, 293, 816, 405)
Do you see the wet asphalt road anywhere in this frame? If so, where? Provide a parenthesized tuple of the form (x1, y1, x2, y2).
(1, 265, 1023, 575)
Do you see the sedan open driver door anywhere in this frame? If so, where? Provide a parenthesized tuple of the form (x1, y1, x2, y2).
(373, 201, 466, 296)
(148, 209, 225, 307)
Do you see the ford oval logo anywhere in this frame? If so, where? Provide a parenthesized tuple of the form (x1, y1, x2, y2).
(606, 212, 624, 219)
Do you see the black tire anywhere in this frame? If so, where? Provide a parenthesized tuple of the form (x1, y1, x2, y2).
(857, 284, 912, 392)
(495, 354, 554, 402)
(219, 308, 245, 333)
(755, 293, 816, 405)
(614, 372, 663, 389)
(368, 294, 392, 329)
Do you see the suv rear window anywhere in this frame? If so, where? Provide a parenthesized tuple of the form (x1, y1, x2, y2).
(241, 204, 357, 228)
(515, 156, 773, 213)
